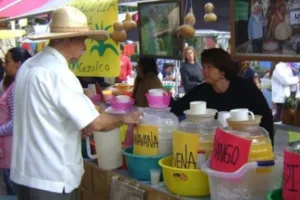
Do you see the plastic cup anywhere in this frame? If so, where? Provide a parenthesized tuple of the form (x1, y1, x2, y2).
(150, 168, 161, 186)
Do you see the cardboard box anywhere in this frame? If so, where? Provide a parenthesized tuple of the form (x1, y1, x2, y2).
(80, 160, 181, 200)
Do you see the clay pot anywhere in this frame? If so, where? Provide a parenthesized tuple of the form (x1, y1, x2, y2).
(282, 109, 296, 125)
(178, 24, 195, 38)
(204, 2, 214, 13)
(204, 13, 217, 23)
(111, 22, 127, 42)
(184, 8, 196, 26)
(123, 11, 137, 31)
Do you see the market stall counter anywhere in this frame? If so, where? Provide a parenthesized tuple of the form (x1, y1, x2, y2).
(78, 159, 210, 200)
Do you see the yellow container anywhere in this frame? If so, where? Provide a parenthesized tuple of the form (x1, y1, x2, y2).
(120, 125, 128, 143)
(159, 156, 210, 197)
(227, 116, 275, 173)
(248, 135, 274, 162)
(115, 83, 133, 95)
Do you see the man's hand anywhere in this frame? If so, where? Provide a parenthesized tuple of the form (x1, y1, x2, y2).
(122, 111, 143, 125)
(81, 127, 93, 139)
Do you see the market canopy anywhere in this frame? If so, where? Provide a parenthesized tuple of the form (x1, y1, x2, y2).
(0, 0, 49, 18)
(0, 0, 72, 22)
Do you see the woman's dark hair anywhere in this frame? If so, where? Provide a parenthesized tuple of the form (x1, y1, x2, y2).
(164, 63, 174, 69)
(3, 47, 31, 90)
(138, 57, 158, 76)
(201, 48, 240, 80)
(8, 47, 31, 63)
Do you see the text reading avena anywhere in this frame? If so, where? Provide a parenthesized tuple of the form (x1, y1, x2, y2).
(175, 144, 197, 169)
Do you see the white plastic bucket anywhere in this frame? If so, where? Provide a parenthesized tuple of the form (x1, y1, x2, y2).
(86, 128, 122, 170)
(201, 160, 282, 200)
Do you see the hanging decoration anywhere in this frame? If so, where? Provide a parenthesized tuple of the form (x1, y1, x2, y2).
(111, 22, 127, 42)
(122, 11, 137, 31)
(178, 0, 196, 38)
(204, 2, 217, 23)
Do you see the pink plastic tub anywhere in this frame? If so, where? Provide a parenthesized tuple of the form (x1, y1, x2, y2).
(110, 97, 134, 111)
(90, 94, 101, 105)
(145, 92, 171, 108)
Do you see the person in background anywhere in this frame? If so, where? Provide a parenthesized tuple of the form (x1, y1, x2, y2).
(116, 44, 132, 83)
(248, 2, 265, 53)
(11, 6, 141, 200)
(0, 47, 31, 195)
(132, 57, 163, 107)
(180, 46, 203, 93)
(271, 62, 300, 122)
(238, 60, 255, 81)
(263, 69, 271, 79)
(171, 48, 274, 145)
(254, 72, 261, 90)
(0, 59, 4, 82)
(162, 63, 175, 81)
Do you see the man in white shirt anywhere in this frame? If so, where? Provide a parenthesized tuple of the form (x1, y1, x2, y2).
(271, 62, 300, 122)
(11, 6, 141, 200)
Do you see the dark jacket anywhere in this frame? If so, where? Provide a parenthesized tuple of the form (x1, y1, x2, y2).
(180, 62, 203, 92)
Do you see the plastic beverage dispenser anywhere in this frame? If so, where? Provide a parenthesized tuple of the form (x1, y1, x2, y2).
(133, 92, 179, 156)
(225, 115, 274, 162)
(175, 117, 220, 169)
(202, 115, 281, 200)
(173, 101, 219, 169)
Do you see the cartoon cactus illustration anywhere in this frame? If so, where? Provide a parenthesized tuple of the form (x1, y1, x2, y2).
(70, 61, 78, 70)
(90, 22, 119, 56)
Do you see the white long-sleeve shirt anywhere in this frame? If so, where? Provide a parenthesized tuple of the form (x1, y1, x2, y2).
(272, 62, 299, 103)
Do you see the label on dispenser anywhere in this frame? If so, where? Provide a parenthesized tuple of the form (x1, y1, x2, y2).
(283, 150, 300, 200)
(173, 131, 199, 169)
(210, 128, 251, 172)
(133, 125, 159, 156)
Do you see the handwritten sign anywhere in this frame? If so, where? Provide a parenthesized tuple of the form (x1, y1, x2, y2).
(283, 150, 300, 200)
(210, 128, 251, 172)
(133, 125, 159, 156)
(69, 0, 120, 77)
(173, 131, 199, 169)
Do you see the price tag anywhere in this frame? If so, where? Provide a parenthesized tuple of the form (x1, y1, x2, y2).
(283, 150, 300, 200)
(210, 128, 251, 172)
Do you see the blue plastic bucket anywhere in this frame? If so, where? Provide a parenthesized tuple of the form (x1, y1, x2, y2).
(122, 147, 166, 181)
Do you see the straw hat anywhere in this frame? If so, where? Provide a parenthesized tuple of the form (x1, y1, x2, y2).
(28, 6, 109, 41)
